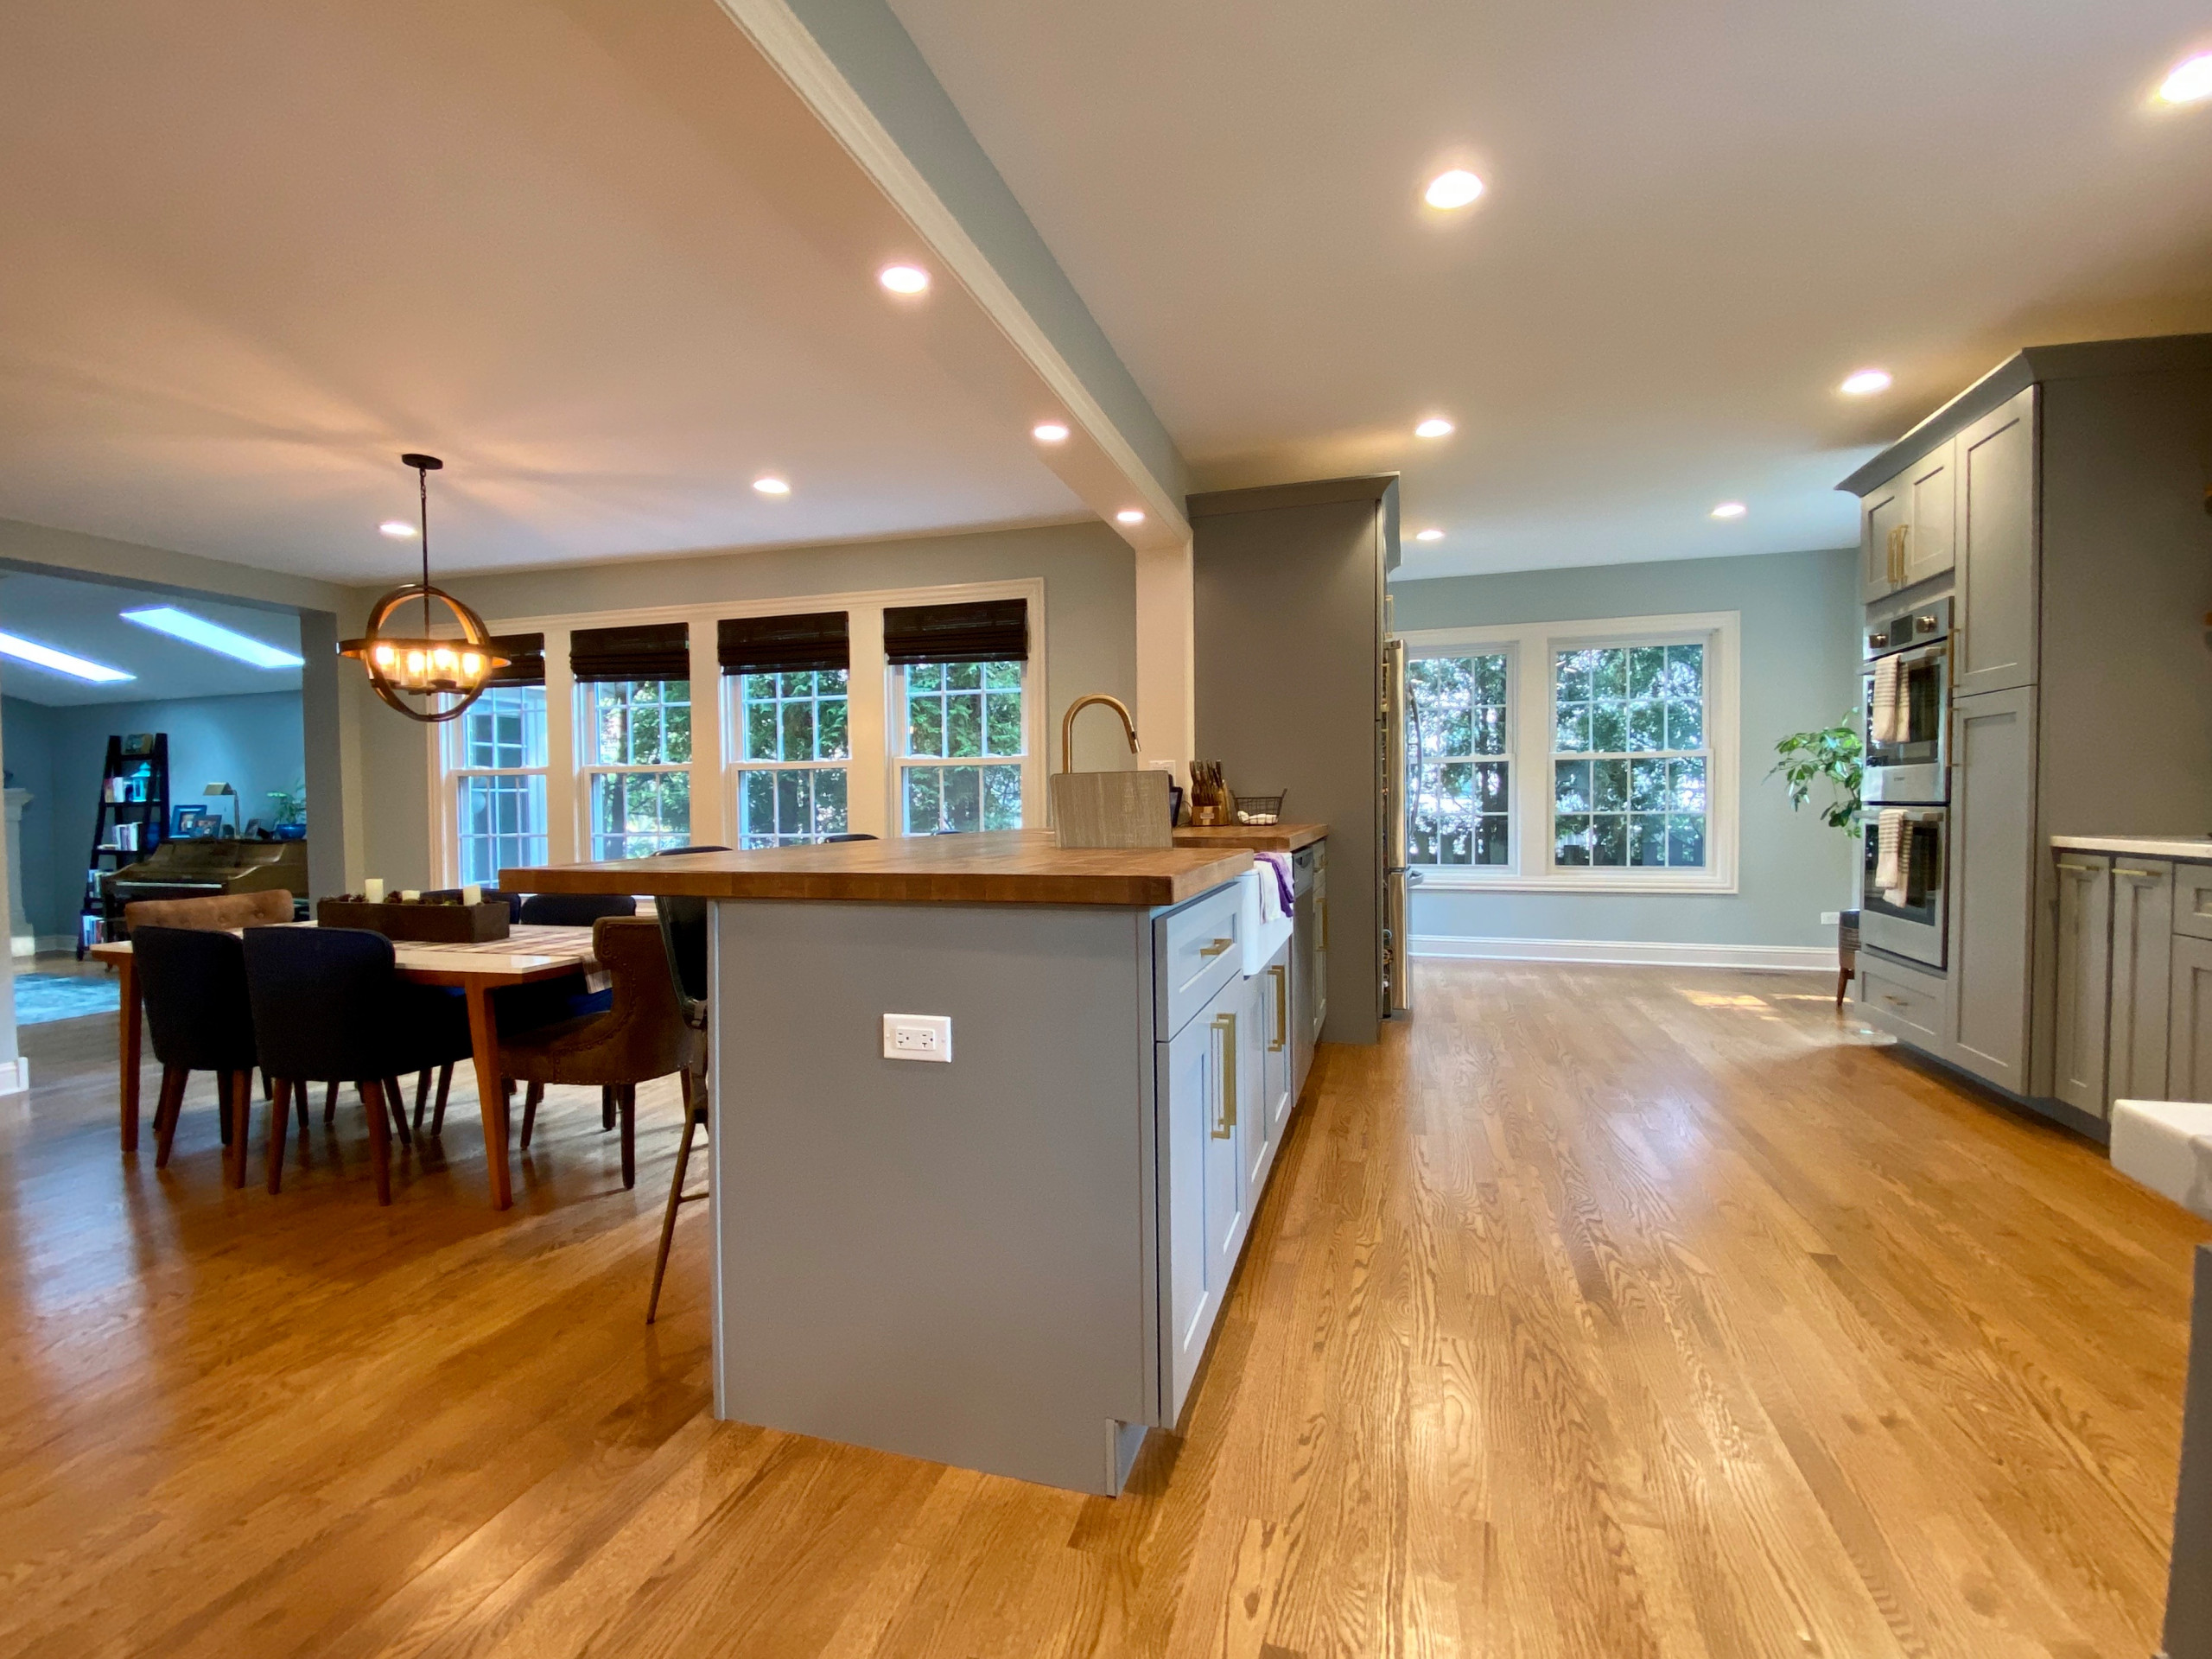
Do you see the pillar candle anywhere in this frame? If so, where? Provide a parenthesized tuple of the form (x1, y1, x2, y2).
(363, 878, 385, 903)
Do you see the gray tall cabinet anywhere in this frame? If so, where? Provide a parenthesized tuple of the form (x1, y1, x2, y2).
(1845, 335, 2212, 1130)
(1190, 477, 1398, 1045)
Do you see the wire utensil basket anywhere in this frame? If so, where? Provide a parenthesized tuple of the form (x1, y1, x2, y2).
(1234, 791, 1285, 825)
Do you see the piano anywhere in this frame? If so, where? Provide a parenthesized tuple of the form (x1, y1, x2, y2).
(105, 837, 308, 911)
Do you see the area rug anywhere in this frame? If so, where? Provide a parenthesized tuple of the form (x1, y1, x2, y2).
(15, 973, 121, 1025)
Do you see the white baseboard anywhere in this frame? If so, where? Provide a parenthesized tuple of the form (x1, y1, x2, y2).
(0, 1057, 28, 1097)
(1413, 935, 1837, 972)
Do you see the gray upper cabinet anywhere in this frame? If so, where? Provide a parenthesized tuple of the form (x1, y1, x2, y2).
(1859, 469, 1908, 602)
(2050, 852, 2111, 1116)
(1949, 686, 2037, 1093)
(1954, 389, 2038, 697)
(1902, 439, 1958, 589)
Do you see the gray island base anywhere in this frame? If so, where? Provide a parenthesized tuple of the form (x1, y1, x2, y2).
(505, 830, 1318, 1494)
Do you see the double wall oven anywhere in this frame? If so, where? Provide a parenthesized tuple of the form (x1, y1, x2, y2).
(1860, 597, 1951, 969)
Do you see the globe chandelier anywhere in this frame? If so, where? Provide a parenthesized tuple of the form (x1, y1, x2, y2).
(340, 453, 507, 723)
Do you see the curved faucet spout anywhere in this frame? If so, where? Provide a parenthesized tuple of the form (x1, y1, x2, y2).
(1060, 694, 1139, 774)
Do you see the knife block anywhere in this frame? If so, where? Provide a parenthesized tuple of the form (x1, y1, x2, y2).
(1049, 770, 1173, 849)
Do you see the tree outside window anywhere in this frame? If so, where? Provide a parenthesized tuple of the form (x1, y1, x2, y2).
(1551, 643, 1706, 868)
(1406, 653, 1510, 866)
(735, 670, 849, 846)
(899, 661, 1023, 834)
(585, 678, 691, 858)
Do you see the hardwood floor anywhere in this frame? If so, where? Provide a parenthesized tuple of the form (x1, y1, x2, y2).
(0, 961, 2202, 1656)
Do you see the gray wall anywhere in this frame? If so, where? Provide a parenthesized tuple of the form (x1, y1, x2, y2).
(352, 519, 1137, 891)
(2, 690, 305, 942)
(1390, 547, 1860, 951)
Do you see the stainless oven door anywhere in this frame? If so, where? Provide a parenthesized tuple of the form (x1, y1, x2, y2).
(1862, 639, 1949, 804)
(1861, 808, 1948, 969)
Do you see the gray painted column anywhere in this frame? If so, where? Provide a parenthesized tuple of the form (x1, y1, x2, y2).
(296, 608, 356, 899)
(2167, 1244, 2212, 1657)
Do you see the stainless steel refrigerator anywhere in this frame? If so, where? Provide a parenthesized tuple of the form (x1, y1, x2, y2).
(1383, 634, 1411, 1015)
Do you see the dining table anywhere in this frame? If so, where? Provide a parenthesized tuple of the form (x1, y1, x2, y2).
(91, 924, 606, 1211)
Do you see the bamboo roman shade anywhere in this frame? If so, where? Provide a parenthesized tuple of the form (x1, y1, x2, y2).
(485, 632, 545, 687)
(717, 612, 850, 677)
(880, 599, 1029, 666)
(569, 622, 690, 683)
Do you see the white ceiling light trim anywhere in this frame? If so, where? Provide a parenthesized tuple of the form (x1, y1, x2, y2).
(1414, 527, 1444, 542)
(1032, 421, 1070, 443)
(878, 263, 931, 294)
(1839, 367, 1893, 396)
(121, 606, 305, 669)
(379, 520, 416, 538)
(1423, 168, 1484, 209)
(753, 475, 791, 495)
(1414, 417, 1454, 439)
(2158, 52, 2212, 104)
(1710, 501, 1747, 519)
(1115, 507, 1146, 524)
(0, 629, 134, 683)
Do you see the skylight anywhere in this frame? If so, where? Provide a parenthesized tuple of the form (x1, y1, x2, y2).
(0, 630, 134, 683)
(121, 607, 304, 669)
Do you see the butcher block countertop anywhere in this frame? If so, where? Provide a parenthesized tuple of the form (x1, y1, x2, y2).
(2050, 835, 2212, 861)
(1171, 820, 1329, 853)
(503, 830, 1251, 908)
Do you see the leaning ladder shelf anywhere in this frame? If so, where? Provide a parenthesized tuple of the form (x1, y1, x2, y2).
(77, 734, 169, 959)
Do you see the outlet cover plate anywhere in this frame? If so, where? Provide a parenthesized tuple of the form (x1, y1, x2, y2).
(883, 1014, 952, 1063)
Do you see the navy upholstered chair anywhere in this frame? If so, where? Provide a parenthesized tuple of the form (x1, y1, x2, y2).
(516, 893, 637, 927)
(242, 927, 473, 1204)
(132, 925, 260, 1185)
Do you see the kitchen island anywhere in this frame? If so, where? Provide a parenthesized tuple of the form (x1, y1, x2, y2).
(505, 829, 1315, 1493)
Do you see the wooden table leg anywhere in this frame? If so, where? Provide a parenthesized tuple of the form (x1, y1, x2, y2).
(463, 982, 511, 1211)
(118, 956, 142, 1154)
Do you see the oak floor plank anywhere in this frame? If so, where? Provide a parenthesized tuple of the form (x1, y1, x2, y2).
(3, 960, 2204, 1657)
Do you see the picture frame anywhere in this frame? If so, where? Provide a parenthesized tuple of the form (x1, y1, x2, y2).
(171, 805, 208, 837)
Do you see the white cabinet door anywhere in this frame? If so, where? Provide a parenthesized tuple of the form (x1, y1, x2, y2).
(1205, 983, 1250, 1300)
(1160, 972, 1253, 1424)
(1241, 969, 1274, 1203)
(1262, 952, 1294, 1152)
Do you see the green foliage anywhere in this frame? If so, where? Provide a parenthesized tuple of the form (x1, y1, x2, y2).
(1766, 720, 1863, 833)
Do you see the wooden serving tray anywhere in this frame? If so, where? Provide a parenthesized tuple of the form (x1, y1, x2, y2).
(316, 899, 511, 943)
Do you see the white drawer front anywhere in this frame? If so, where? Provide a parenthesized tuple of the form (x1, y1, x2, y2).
(1156, 881, 1245, 1039)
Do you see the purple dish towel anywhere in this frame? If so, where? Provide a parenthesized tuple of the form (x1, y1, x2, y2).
(1256, 850, 1295, 915)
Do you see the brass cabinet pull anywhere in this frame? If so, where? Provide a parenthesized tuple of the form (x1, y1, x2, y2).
(1319, 900, 1329, 952)
(1199, 937, 1236, 958)
(1268, 964, 1287, 1052)
(1210, 1012, 1238, 1138)
(2116, 867, 2164, 883)
(2054, 861, 2105, 876)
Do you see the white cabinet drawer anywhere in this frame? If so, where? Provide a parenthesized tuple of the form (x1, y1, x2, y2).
(1155, 881, 1245, 1039)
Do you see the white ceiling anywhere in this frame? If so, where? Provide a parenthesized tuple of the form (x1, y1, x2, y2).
(887, 0, 2212, 577)
(0, 571, 302, 706)
(0, 0, 1094, 584)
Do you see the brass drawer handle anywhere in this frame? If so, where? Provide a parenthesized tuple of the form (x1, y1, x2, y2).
(1199, 937, 1236, 958)
(1211, 1012, 1237, 1137)
(2054, 861, 2105, 875)
(1268, 964, 1287, 1052)
(2116, 868, 2164, 883)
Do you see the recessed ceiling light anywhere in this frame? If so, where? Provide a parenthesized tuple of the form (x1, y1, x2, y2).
(122, 607, 304, 669)
(379, 519, 416, 538)
(1116, 508, 1146, 525)
(1711, 501, 1748, 519)
(879, 264, 931, 295)
(1414, 417, 1455, 439)
(1032, 422, 1071, 443)
(0, 629, 133, 683)
(753, 476, 791, 496)
(1840, 367, 1893, 396)
(1423, 169, 1485, 209)
(2159, 52, 2212, 104)
(1414, 528, 1445, 543)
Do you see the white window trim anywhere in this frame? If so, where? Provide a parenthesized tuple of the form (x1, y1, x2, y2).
(1396, 609, 1740, 895)
(437, 686, 552, 887)
(426, 578, 1046, 883)
(889, 658, 1035, 836)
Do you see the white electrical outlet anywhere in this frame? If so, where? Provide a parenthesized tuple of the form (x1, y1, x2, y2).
(1821, 910, 1841, 925)
(883, 1014, 953, 1063)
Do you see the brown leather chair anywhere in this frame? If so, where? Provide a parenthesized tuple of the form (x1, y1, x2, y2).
(500, 918, 699, 1190)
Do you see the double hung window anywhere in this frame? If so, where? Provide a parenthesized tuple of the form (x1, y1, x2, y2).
(723, 606, 856, 848)
(885, 599, 1030, 836)
(1398, 612, 1737, 892)
(574, 623, 691, 859)
(448, 664, 549, 887)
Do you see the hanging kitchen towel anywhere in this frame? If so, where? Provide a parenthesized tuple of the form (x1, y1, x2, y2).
(1256, 850, 1295, 917)
(1875, 808, 1907, 904)
(1871, 653, 1904, 744)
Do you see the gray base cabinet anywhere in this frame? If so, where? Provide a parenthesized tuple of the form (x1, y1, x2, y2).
(2112, 861, 2176, 1108)
(2170, 937, 2212, 1104)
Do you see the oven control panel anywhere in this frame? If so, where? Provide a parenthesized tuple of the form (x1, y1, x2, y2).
(1865, 596, 1951, 658)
